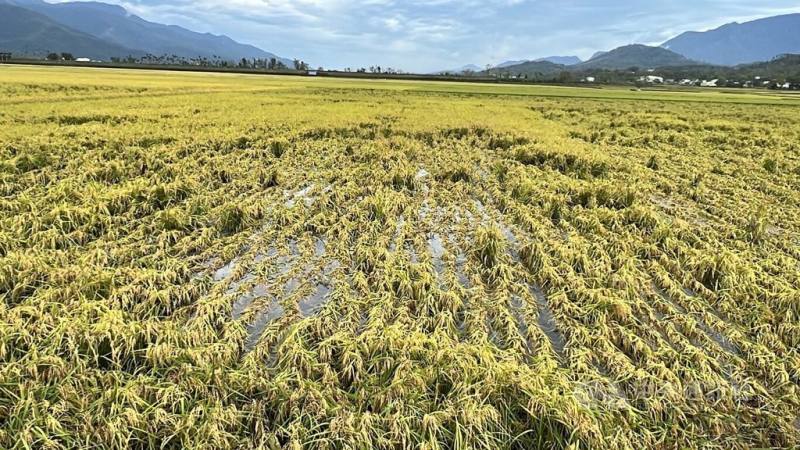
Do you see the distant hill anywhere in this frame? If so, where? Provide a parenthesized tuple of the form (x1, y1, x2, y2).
(589, 51, 608, 60)
(483, 60, 566, 78)
(662, 14, 800, 66)
(495, 56, 581, 69)
(0, 3, 141, 59)
(1, 0, 291, 63)
(494, 60, 528, 69)
(534, 56, 582, 65)
(575, 44, 700, 70)
(432, 64, 484, 74)
(734, 53, 800, 80)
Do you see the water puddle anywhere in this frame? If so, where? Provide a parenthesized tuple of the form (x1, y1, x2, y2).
(428, 233, 445, 276)
(530, 285, 566, 358)
(314, 237, 327, 257)
(653, 282, 738, 356)
(486, 315, 503, 347)
(213, 258, 238, 282)
(324, 259, 342, 276)
(419, 202, 431, 221)
(500, 223, 521, 263)
(407, 242, 419, 264)
(285, 184, 316, 208)
(474, 200, 489, 222)
(226, 273, 255, 295)
(592, 362, 632, 407)
(698, 321, 739, 355)
(389, 215, 405, 253)
(254, 247, 278, 264)
(510, 295, 534, 355)
(232, 283, 268, 319)
(299, 284, 332, 317)
(244, 298, 285, 353)
(455, 252, 470, 288)
(283, 277, 301, 295)
(356, 309, 370, 336)
(652, 283, 687, 314)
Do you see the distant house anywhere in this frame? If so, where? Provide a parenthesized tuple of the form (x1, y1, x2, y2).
(640, 75, 664, 83)
(700, 79, 718, 87)
(584, 76, 596, 83)
(781, 82, 792, 89)
(0, 52, 11, 62)
(75, 58, 91, 62)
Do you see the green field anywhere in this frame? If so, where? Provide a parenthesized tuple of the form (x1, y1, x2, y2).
(1, 65, 799, 449)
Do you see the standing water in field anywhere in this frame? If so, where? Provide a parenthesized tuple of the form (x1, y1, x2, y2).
(428, 233, 445, 276)
(530, 285, 566, 358)
(244, 298, 285, 353)
(299, 284, 332, 317)
(232, 283, 268, 319)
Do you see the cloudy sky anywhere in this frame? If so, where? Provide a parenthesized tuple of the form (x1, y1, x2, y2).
(100, 0, 800, 72)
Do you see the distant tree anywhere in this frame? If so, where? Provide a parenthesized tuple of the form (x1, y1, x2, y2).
(557, 71, 573, 83)
(61, 53, 74, 61)
(239, 58, 248, 68)
(293, 59, 309, 71)
(46, 53, 60, 61)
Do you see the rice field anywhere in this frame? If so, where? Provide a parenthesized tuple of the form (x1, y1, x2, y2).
(1, 65, 800, 449)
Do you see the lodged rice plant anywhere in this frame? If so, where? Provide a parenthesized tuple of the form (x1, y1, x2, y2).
(0, 65, 799, 449)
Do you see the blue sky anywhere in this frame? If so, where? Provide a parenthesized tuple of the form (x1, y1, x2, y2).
(101, 0, 800, 72)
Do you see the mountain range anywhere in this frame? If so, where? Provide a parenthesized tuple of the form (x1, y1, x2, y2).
(0, 0, 291, 63)
(0, 3, 140, 60)
(574, 44, 699, 70)
(436, 56, 582, 74)
(662, 14, 800, 66)
(488, 45, 701, 76)
(496, 56, 582, 68)
(484, 14, 800, 76)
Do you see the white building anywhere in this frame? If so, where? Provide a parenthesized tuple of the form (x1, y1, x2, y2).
(584, 77, 596, 83)
(639, 75, 664, 83)
(700, 79, 718, 87)
(75, 58, 91, 62)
